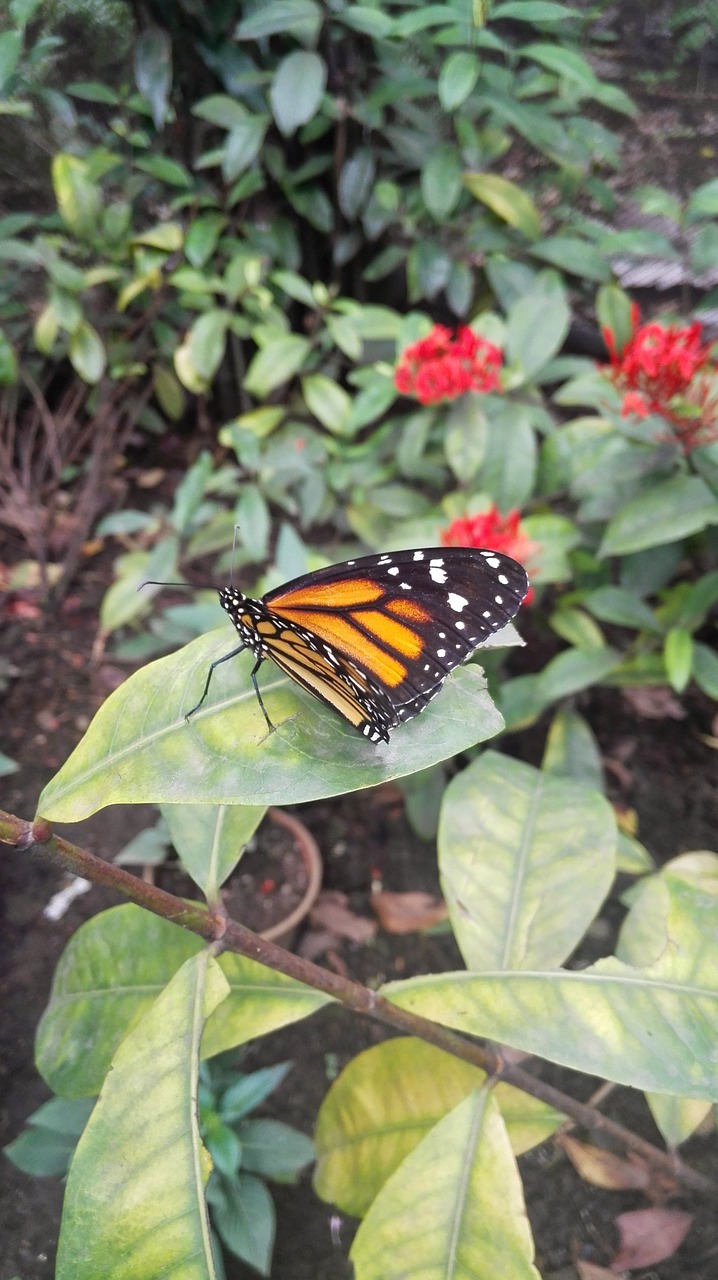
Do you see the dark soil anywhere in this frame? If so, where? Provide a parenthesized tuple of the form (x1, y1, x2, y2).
(1, 548, 717, 1280)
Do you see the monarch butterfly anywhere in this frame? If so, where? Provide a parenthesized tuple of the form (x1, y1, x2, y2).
(184, 546, 529, 744)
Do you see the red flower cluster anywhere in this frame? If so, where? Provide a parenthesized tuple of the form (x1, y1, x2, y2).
(602, 304, 718, 453)
(394, 325, 502, 406)
(441, 505, 535, 604)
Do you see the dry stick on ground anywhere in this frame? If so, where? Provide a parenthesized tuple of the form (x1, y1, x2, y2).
(1, 808, 714, 1198)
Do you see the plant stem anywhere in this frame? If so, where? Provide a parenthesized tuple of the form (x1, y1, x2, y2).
(2, 807, 713, 1197)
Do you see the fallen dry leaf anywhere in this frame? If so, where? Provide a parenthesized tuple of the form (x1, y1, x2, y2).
(136, 466, 166, 488)
(372, 889, 448, 934)
(558, 1134, 651, 1193)
(577, 1262, 624, 1280)
(621, 686, 686, 719)
(612, 804, 638, 837)
(610, 1207, 693, 1271)
(309, 890, 377, 944)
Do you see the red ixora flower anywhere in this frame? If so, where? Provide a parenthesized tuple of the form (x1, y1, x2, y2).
(441, 506, 536, 604)
(602, 304, 718, 453)
(395, 324, 502, 406)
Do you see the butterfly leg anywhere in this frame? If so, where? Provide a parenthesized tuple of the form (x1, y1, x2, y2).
(185, 643, 246, 720)
(250, 656, 276, 736)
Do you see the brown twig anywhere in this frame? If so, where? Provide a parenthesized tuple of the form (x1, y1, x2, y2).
(1, 808, 714, 1198)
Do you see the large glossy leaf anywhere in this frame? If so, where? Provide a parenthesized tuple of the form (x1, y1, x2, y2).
(350, 1088, 540, 1280)
(438, 752, 616, 970)
(56, 952, 228, 1280)
(385, 876, 718, 1100)
(134, 26, 171, 129)
(599, 475, 718, 556)
(505, 274, 570, 378)
(463, 171, 541, 240)
(314, 1038, 562, 1217)
(160, 803, 266, 898)
(37, 630, 506, 821)
(270, 50, 326, 135)
(36, 906, 331, 1097)
(617, 854, 717, 1146)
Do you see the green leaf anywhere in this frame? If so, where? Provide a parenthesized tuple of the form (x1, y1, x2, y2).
(301, 373, 352, 434)
(550, 605, 605, 650)
(421, 144, 463, 220)
(193, 94, 249, 129)
(521, 40, 598, 89)
(236, 0, 322, 44)
(188, 309, 229, 382)
(336, 6, 393, 37)
(463, 172, 541, 240)
(506, 274, 570, 378)
(0, 329, 18, 383)
(693, 641, 718, 699)
(35, 905, 330, 1097)
(212, 1172, 274, 1273)
(392, 4, 472, 36)
(530, 235, 610, 281)
(270, 50, 326, 136)
(67, 80, 119, 104)
(315, 1039, 561, 1218)
(686, 177, 718, 221)
(599, 475, 718, 556)
(134, 25, 171, 129)
(474, 403, 538, 510)
(595, 283, 633, 352)
(350, 1088, 540, 1280)
(99, 535, 180, 635)
(240, 1118, 314, 1178)
(338, 147, 376, 219)
(138, 154, 193, 189)
(28, 1096, 97, 1136)
(541, 708, 603, 790)
(664, 628, 693, 694)
(153, 363, 185, 420)
(389, 872, 718, 1099)
(220, 1063, 291, 1123)
(438, 50, 480, 111)
(535, 646, 622, 702)
(160, 803, 266, 899)
(492, 1, 580, 19)
(3, 1124, 80, 1178)
(444, 396, 488, 484)
(222, 116, 268, 180)
(37, 637, 506, 822)
(689, 222, 718, 276)
(52, 153, 101, 237)
(132, 221, 184, 251)
(244, 333, 311, 397)
(56, 952, 227, 1280)
(439, 752, 615, 970)
(582, 585, 660, 632)
(185, 213, 227, 269)
(69, 322, 106, 384)
(616, 832, 654, 875)
(0, 31, 22, 94)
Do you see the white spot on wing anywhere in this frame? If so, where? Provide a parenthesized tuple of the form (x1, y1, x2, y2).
(429, 565, 447, 584)
(448, 592, 468, 612)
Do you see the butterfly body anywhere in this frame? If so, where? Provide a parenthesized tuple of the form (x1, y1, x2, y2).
(206, 546, 528, 744)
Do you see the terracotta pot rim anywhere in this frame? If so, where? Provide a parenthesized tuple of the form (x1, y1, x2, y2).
(260, 806, 322, 943)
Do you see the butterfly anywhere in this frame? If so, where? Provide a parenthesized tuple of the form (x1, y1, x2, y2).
(185, 546, 529, 744)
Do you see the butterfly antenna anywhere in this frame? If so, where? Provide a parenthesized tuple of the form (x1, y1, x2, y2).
(230, 523, 241, 588)
(138, 580, 191, 590)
